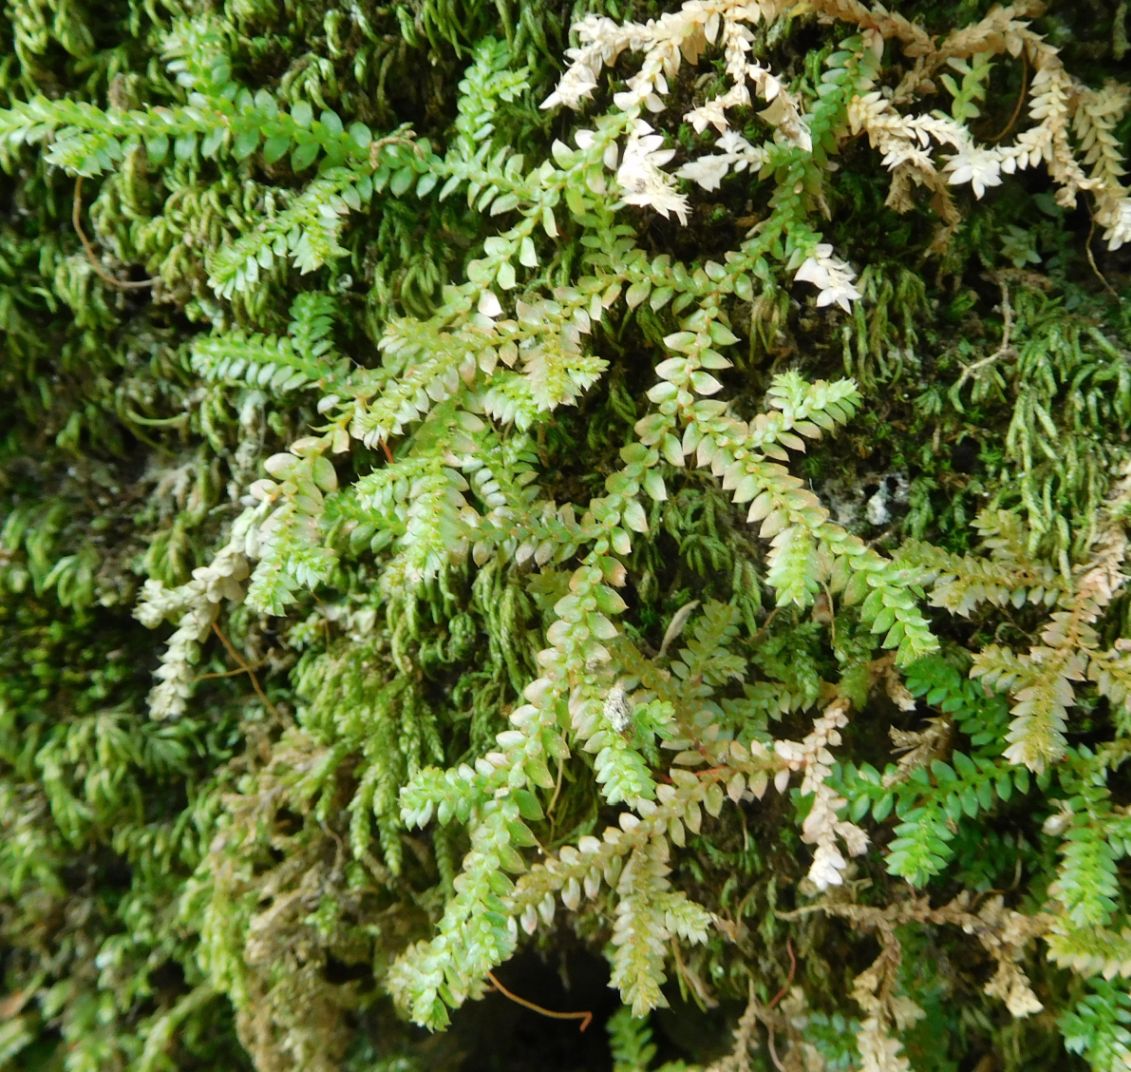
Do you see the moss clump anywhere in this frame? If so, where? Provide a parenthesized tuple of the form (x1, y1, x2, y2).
(1, 1, 1129, 1069)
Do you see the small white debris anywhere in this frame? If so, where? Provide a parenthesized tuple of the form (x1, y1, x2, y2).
(603, 683, 632, 733)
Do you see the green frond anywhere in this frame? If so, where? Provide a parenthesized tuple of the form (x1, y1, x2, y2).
(4, 1, 1131, 1067)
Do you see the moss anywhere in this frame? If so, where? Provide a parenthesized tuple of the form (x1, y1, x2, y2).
(1, 0, 1129, 1068)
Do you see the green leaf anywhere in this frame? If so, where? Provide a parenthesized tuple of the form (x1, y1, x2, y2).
(263, 133, 290, 165)
(174, 133, 197, 161)
(349, 121, 372, 150)
(622, 499, 648, 534)
(390, 167, 415, 196)
(642, 470, 666, 502)
(512, 790, 544, 822)
(291, 138, 320, 172)
(201, 126, 225, 159)
(145, 133, 169, 164)
(496, 260, 516, 290)
(232, 126, 259, 160)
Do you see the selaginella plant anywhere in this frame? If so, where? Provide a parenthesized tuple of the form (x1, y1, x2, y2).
(0, 0, 1129, 1069)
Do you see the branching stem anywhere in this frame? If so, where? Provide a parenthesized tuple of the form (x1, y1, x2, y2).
(485, 971, 593, 1032)
(72, 177, 159, 290)
(211, 622, 279, 719)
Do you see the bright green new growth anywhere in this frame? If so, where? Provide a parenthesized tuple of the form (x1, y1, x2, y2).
(1, 0, 1130, 1069)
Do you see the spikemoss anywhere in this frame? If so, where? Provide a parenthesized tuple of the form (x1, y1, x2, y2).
(1, 1, 1129, 1070)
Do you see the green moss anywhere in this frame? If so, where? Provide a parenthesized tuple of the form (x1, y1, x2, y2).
(1, 1, 1129, 1069)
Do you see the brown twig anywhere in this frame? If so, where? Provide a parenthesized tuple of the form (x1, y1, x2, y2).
(764, 940, 797, 1072)
(485, 970, 593, 1032)
(368, 131, 424, 170)
(545, 754, 565, 820)
(989, 51, 1029, 144)
(669, 936, 716, 1009)
(72, 177, 160, 290)
(950, 276, 1016, 401)
(192, 665, 267, 683)
(211, 622, 280, 719)
(1085, 213, 1119, 300)
(766, 940, 797, 1011)
(767, 1026, 784, 1072)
